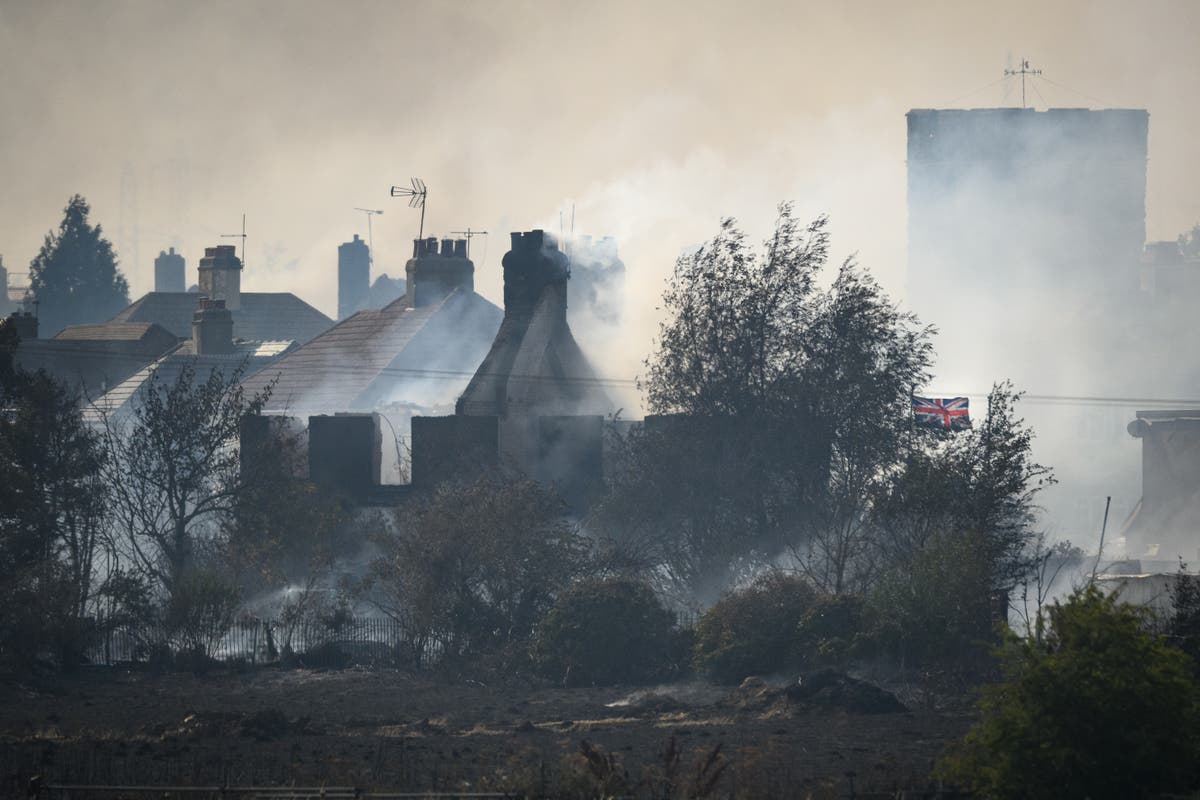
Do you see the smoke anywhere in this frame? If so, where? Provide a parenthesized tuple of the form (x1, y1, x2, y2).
(2, 1, 1199, 559)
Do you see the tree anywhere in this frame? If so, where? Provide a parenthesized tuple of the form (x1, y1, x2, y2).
(787, 258, 934, 594)
(27, 195, 129, 336)
(939, 586, 1200, 799)
(602, 206, 933, 600)
(102, 361, 270, 603)
(0, 338, 107, 668)
(867, 384, 1055, 668)
(362, 476, 592, 666)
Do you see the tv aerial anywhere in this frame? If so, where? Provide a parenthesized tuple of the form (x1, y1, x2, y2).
(353, 208, 383, 268)
(389, 178, 428, 240)
(221, 213, 248, 268)
(450, 228, 489, 261)
(1004, 58, 1042, 109)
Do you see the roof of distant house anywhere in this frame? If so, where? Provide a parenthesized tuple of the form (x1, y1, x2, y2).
(242, 288, 502, 414)
(86, 337, 298, 423)
(111, 292, 333, 342)
(55, 321, 180, 346)
(15, 322, 181, 397)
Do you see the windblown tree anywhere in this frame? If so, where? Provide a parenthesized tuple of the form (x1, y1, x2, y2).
(599, 206, 933, 601)
(102, 362, 269, 604)
(27, 195, 130, 336)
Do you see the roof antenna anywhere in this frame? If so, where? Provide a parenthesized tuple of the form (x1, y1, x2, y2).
(569, 203, 576, 265)
(1004, 58, 1042, 109)
(389, 178, 428, 241)
(221, 213, 248, 268)
(450, 228, 489, 261)
(353, 208, 384, 271)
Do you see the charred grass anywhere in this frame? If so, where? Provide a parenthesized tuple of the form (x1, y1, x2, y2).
(0, 668, 972, 797)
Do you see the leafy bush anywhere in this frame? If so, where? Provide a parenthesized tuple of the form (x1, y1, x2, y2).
(364, 477, 592, 665)
(866, 529, 995, 671)
(532, 577, 682, 686)
(800, 593, 866, 667)
(693, 571, 819, 683)
(164, 567, 240, 670)
(938, 586, 1200, 798)
(1168, 566, 1200, 668)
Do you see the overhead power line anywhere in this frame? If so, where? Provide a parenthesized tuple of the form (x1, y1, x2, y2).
(22, 343, 1200, 409)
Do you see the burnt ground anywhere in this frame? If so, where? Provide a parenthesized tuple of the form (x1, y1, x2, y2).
(0, 668, 975, 797)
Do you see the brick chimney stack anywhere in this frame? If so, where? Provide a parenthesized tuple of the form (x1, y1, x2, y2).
(405, 237, 474, 307)
(192, 297, 234, 355)
(197, 245, 242, 311)
(502, 230, 569, 320)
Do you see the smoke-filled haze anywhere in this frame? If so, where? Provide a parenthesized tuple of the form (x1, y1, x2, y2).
(2, 0, 1199, 547)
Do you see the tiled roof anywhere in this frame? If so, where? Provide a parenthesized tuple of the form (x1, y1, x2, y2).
(86, 339, 298, 424)
(55, 322, 178, 347)
(242, 289, 502, 414)
(111, 292, 333, 342)
(15, 331, 180, 398)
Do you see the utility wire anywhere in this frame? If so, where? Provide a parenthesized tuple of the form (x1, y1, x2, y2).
(1035, 75, 1114, 108)
(1029, 77, 1050, 110)
(941, 76, 1009, 108)
(24, 342, 1200, 407)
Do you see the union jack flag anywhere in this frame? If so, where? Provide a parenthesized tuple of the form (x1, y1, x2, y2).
(912, 396, 971, 430)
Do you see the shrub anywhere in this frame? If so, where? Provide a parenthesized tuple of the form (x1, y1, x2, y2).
(164, 567, 240, 670)
(533, 577, 682, 686)
(938, 585, 1200, 799)
(1168, 567, 1200, 668)
(800, 593, 866, 667)
(365, 477, 591, 664)
(693, 571, 819, 683)
(866, 529, 995, 671)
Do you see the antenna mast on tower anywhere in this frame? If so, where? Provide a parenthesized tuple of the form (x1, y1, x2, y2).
(1004, 58, 1043, 109)
(221, 213, 248, 268)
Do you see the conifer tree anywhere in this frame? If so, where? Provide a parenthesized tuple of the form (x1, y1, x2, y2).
(27, 195, 130, 336)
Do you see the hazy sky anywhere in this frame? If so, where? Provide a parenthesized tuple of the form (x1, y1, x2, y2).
(2, 0, 1198, 379)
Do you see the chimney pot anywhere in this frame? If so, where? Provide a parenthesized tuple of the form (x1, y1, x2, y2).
(192, 296, 234, 355)
(197, 244, 242, 310)
(501, 229, 569, 318)
(406, 234, 476, 307)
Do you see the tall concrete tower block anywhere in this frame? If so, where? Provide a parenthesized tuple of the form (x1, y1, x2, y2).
(154, 247, 186, 293)
(907, 108, 1148, 317)
(338, 234, 370, 320)
(197, 245, 243, 311)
